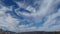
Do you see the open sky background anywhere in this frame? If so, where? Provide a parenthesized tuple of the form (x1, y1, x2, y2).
(0, 0, 60, 33)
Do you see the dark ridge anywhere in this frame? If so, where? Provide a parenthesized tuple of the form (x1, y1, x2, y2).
(18, 31, 60, 34)
(0, 29, 60, 34)
(0, 29, 17, 34)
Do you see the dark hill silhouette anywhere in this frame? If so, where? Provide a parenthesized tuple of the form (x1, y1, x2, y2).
(0, 29, 60, 34)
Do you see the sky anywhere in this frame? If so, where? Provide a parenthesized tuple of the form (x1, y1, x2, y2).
(0, 0, 60, 33)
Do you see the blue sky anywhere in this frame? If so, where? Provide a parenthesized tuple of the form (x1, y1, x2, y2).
(0, 0, 60, 33)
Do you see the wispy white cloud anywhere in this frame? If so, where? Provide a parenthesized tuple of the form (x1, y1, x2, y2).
(0, 4, 20, 32)
(0, 0, 60, 33)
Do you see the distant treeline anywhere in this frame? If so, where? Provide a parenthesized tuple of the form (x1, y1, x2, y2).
(0, 29, 60, 34)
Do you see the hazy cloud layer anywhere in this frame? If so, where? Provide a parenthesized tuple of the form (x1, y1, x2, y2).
(0, 0, 60, 33)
